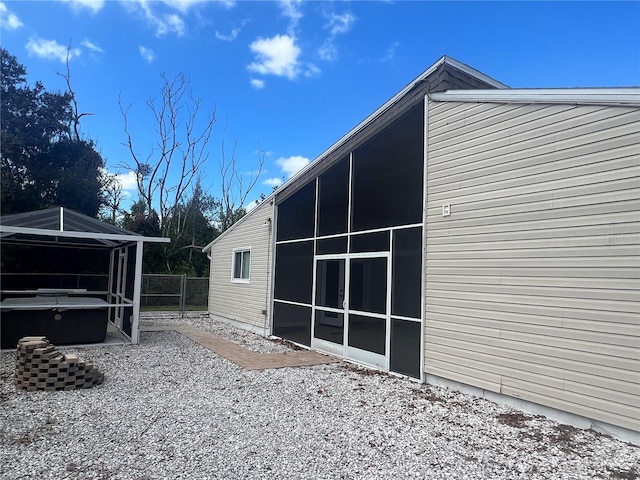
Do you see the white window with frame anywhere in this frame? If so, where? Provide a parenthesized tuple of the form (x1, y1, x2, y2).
(232, 248, 251, 282)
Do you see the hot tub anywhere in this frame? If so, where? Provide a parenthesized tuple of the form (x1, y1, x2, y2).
(0, 296, 109, 348)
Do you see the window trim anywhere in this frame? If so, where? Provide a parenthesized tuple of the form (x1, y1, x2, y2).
(231, 247, 251, 283)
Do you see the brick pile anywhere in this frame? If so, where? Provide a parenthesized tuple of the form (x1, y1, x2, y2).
(14, 337, 104, 391)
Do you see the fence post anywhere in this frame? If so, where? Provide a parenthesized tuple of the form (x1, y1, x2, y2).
(180, 274, 187, 318)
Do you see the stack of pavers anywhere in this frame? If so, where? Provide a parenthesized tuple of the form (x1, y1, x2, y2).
(14, 337, 104, 391)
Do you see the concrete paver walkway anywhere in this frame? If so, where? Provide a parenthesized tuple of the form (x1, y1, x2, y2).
(140, 325, 340, 370)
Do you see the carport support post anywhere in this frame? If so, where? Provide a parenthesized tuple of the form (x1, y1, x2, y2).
(180, 274, 187, 318)
(131, 240, 144, 344)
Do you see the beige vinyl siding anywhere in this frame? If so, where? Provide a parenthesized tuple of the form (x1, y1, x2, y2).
(425, 100, 640, 432)
(208, 200, 273, 330)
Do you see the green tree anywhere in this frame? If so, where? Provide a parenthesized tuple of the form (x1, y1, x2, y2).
(122, 200, 165, 274)
(122, 184, 219, 276)
(99, 173, 126, 225)
(166, 182, 219, 276)
(0, 47, 106, 216)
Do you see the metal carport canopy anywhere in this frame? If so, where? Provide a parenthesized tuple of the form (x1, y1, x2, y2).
(0, 207, 170, 344)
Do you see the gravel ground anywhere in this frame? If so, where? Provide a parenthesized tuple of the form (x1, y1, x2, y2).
(1, 313, 638, 480)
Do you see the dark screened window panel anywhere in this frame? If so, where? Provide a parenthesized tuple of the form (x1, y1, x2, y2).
(348, 314, 386, 355)
(390, 318, 421, 378)
(350, 231, 390, 253)
(391, 227, 422, 318)
(317, 156, 350, 236)
(273, 301, 311, 346)
(316, 259, 345, 309)
(277, 181, 316, 241)
(349, 257, 387, 314)
(314, 310, 344, 345)
(274, 241, 314, 304)
(351, 103, 424, 232)
(316, 236, 348, 255)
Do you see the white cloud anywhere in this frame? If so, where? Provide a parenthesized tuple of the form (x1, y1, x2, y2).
(0, 2, 23, 30)
(26, 37, 81, 63)
(123, 1, 185, 37)
(59, 0, 105, 14)
(116, 171, 139, 193)
(248, 34, 300, 79)
(381, 41, 399, 63)
(121, 0, 235, 36)
(214, 0, 236, 8)
(318, 41, 336, 61)
(160, 0, 235, 13)
(246, 3, 320, 83)
(250, 78, 265, 89)
(262, 177, 283, 188)
(102, 169, 138, 199)
(276, 155, 310, 178)
(158, 12, 185, 36)
(279, 0, 302, 30)
(139, 45, 155, 63)
(317, 10, 355, 62)
(327, 12, 355, 36)
(215, 28, 239, 41)
(81, 39, 104, 53)
(304, 63, 320, 78)
(161, 0, 214, 13)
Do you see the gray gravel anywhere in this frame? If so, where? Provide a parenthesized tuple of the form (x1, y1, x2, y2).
(1, 313, 638, 480)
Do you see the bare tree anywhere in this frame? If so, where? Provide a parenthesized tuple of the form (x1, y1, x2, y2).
(118, 72, 264, 272)
(119, 72, 215, 237)
(58, 44, 93, 141)
(218, 137, 265, 231)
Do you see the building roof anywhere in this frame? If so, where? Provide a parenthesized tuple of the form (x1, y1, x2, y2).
(0, 207, 170, 248)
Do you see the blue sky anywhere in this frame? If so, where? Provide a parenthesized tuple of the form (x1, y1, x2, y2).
(1, 0, 639, 208)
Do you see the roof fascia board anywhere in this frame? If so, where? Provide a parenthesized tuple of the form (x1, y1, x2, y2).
(0, 226, 170, 243)
(429, 88, 640, 106)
